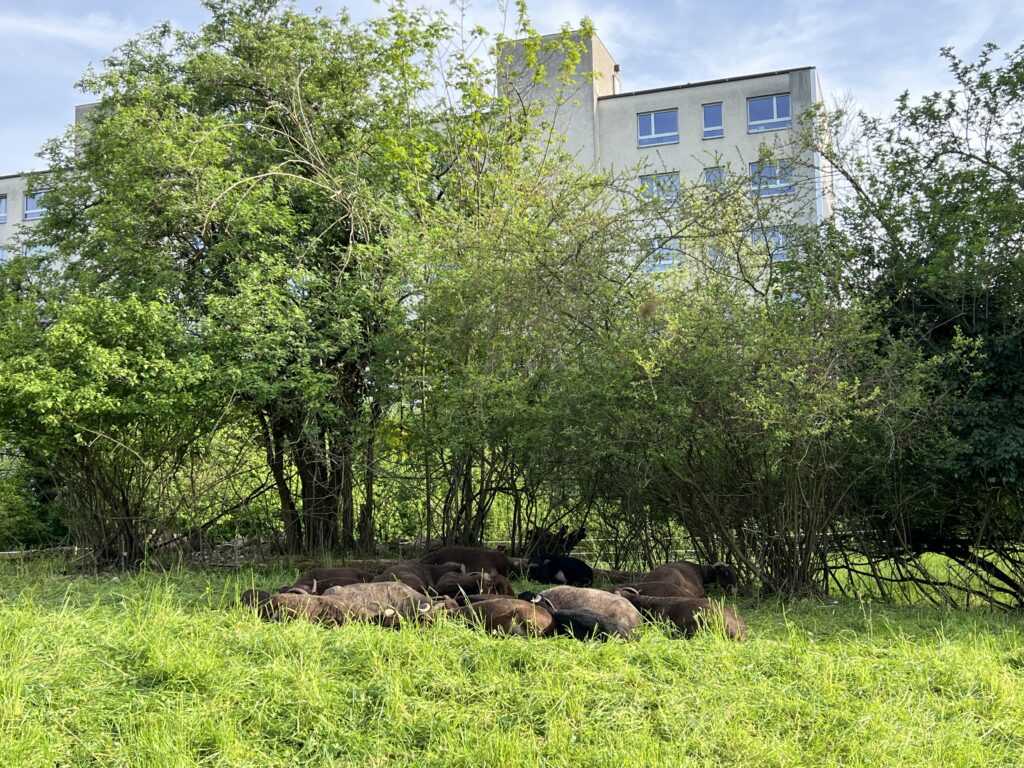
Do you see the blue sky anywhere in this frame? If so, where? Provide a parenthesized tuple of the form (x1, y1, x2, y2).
(2, 0, 1022, 172)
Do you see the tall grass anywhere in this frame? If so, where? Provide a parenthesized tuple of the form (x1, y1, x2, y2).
(1, 563, 1022, 767)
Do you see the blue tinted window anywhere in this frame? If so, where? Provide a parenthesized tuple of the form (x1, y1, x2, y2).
(748, 97, 774, 122)
(24, 192, 45, 220)
(638, 109, 679, 147)
(754, 228, 790, 261)
(747, 94, 792, 132)
(653, 111, 676, 134)
(640, 172, 680, 200)
(749, 162, 794, 196)
(0, 195, 6, 223)
(702, 103, 723, 139)
(645, 236, 678, 272)
(704, 167, 724, 187)
(776, 94, 791, 118)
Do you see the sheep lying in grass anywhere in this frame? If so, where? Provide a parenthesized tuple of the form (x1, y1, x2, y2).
(263, 582, 448, 627)
(434, 570, 515, 598)
(547, 608, 633, 640)
(453, 597, 553, 637)
(291, 567, 374, 594)
(616, 591, 747, 641)
(420, 546, 517, 577)
(610, 580, 697, 599)
(372, 562, 465, 594)
(522, 586, 643, 632)
(527, 555, 594, 587)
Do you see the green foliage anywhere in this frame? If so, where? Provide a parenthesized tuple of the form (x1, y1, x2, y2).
(812, 42, 1024, 583)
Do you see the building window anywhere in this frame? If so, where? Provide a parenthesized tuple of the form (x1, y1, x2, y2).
(0, 248, 6, 262)
(0, 195, 7, 223)
(747, 94, 791, 133)
(752, 228, 790, 261)
(645, 236, 678, 272)
(702, 103, 723, 139)
(749, 161, 794, 197)
(637, 109, 679, 147)
(704, 167, 725, 189)
(23, 191, 46, 220)
(640, 172, 680, 200)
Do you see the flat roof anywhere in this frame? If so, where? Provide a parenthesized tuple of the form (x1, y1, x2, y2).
(0, 170, 48, 180)
(598, 67, 814, 101)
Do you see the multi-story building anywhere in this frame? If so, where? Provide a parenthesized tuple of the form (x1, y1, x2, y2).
(0, 104, 95, 261)
(500, 30, 832, 268)
(0, 173, 47, 261)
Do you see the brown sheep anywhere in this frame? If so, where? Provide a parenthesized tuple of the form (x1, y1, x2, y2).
(321, 582, 446, 626)
(612, 580, 701, 599)
(267, 593, 376, 625)
(619, 592, 747, 640)
(528, 586, 643, 631)
(453, 597, 554, 637)
(548, 608, 634, 641)
(434, 570, 515, 598)
(662, 561, 739, 593)
(638, 565, 705, 598)
(293, 567, 373, 594)
(372, 561, 465, 593)
(239, 588, 273, 618)
(420, 546, 517, 577)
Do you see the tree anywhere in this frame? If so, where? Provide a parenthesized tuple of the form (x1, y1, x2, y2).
(812, 42, 1024, 602)
(18, 0, 448, 556)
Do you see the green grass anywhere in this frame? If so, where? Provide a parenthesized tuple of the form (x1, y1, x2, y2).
(1, 562, 1022, 767)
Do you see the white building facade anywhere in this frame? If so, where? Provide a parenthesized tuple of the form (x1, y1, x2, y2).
(0, 173, 46, 261)
(500, 31, 832, 242)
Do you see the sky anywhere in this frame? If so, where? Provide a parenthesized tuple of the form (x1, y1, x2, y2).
(2, 0, 1023, 173)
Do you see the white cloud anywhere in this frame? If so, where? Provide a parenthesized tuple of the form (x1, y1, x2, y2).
(0, 11, 135, 49)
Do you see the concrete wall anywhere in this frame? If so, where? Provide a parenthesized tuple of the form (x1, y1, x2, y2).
(500, 31, 830, 224)
(498, 31, 619, 167)
(595, 68, 820, 223)
(0, 173, 45, 258)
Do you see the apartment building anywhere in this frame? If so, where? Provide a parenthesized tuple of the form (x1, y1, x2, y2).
(0, 173, 47, 261)
(0, 104, 95, 261)
(500, 31, 832, 268)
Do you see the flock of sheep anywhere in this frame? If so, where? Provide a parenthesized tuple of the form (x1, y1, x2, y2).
(238, 546, 747, 641)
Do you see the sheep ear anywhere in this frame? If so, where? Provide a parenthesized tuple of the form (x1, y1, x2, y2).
(383, 608, 396, 618)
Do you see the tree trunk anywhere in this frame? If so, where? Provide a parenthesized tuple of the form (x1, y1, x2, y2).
(358, 431, 375, 550)
(257, 409, 302, 552)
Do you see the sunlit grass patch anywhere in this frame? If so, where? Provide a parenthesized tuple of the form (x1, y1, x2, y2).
(0, 564, 1022, 767)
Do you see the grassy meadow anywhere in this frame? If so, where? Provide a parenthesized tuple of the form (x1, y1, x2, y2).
(1, 560, 1022, 767)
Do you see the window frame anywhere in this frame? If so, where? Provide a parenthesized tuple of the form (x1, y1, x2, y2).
(703, 166, 725, 189)
(640, 171, 681, 201)
(637, 109, 680, 148)
(23, 190, 46, 221)
(702, 102, 724, 139)
(752, 228, 791, 262)
(749, 161, 794, 197)
(747, 93, 792, 133)
(0, 194, 7, 223)
(645, 235, 679, 273)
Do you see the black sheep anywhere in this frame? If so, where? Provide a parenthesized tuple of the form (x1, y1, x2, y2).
(527, 555, 594, 587)
(548, 608, 633, 641)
